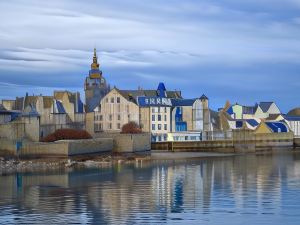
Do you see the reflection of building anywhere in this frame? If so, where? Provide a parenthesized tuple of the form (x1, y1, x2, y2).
(84, 48, 110, 112)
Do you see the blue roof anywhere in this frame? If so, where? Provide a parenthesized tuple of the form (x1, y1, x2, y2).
(259, 102, 274, 113)
(283, 115, 300, 121)
(157, 82, 167, 97)
(246, 119, 259, 127)
(200, 94, 208, 100)
(172, 99, 197, 106)
(77, 99, 84, 113)
(265, 122, 288, 133)
(243, 106, 257, 114)
(56, 101, 66, 114)
(236, 121, 243, 128)
(227, 106, 234, 115)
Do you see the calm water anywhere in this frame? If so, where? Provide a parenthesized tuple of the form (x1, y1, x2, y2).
(1, 152, 300, 225)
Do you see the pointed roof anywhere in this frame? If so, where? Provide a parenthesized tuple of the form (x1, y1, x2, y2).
(259, 102, 274, 113)
(200, 94, 208, 100)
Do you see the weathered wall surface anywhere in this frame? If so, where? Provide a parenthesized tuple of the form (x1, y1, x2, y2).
(94, 132, 151, 153)
(0, 138, 113, 157)
(67, 138, 113, 155)
(152, 131, 295, 153)
(0, 139, 17, 156)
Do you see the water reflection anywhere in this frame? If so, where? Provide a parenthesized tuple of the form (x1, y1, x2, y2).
(1, 152, 300, 224)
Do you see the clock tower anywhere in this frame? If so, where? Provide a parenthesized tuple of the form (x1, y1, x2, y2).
(84, 48, 110, 112)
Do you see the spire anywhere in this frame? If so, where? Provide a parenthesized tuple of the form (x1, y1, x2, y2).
(91, 48, 100, 70)
(89, 48, 102, 79)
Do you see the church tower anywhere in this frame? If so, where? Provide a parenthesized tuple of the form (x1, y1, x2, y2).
(84, 48, 110, 112)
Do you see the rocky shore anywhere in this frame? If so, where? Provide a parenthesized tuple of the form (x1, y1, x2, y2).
(0, 153, 151, 174)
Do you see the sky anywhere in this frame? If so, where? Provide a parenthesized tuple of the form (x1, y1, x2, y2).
(0, 0, 300, 112)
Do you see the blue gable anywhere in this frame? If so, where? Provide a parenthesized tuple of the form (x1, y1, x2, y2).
(157, 82, 167, 97)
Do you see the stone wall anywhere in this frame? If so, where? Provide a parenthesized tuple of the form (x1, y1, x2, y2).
(0, 139, 17, 156)
(0, 138, 113, 158)
(94, 132, 151, 153)
(152, 131, 294, 153)
(0, 116, 40, 142)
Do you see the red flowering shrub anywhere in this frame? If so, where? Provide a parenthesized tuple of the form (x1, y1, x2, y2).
(41, 129, 92, 142)
(121, 121, 142, 134)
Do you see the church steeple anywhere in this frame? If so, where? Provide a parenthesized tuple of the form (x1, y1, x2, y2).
(89, 48, 102, 78)
(91, 48, 100, 70)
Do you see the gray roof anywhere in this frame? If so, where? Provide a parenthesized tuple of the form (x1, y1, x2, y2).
(118, 89, 182, 104)
(259, 102, 274, 113)
(172, 98, 197, 106)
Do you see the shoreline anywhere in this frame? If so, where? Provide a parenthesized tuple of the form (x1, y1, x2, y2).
(1, 149, 299, 174)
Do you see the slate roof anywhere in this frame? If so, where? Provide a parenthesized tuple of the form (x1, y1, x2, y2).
(259, 102, 274, 113)
(283, 115, 300, 121)
(246, 119, 259, 127)
(118, 89, 182, 104)
(242, 105, 257, 114)
(200, 94, 208, 100)
(172, 99, 197, 106)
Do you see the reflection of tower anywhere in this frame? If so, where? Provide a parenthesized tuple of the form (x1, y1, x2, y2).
(200, 94, 210, 131)
(84, 48, 110, 112)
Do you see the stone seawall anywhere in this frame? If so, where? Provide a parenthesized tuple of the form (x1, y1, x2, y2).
(94, 133, 151, 153)
(0, 138, 113, 158)
(152, 132, 295, 153)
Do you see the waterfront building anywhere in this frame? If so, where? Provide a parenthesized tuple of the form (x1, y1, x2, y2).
(0, 104, 40, 141)
(284, 108, 300, 136)
(0, 90, 85, 140)
(225, 101, 281, 120)
(255, 121, 290, 134)
(84, 48, 110, 112)
(89, 81, 214, 142)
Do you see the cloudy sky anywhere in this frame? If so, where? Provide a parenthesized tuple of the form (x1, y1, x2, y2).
(0, 0, 300, 112)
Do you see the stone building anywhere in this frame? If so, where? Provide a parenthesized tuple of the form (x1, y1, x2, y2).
(84, 48, 110, 112)
(88, 82, 213, 142)
(0, 90, 85, 140)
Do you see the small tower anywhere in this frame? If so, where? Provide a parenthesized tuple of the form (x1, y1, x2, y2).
(84, 48, 110, 112)
(200, 94, 210, 131)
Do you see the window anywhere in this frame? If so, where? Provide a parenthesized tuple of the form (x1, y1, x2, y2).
(106, 98, 108, 103)
(164, 124, 167, 130)
(158, 124, 161, 130)
(100, 115, 103, 121)
(164, 107, 167, 113)
(152, 108, 155, 113)
(158, 115, 161, 121)
(152, 124, 155, 130)
(111, 97, 114, 103)
(152, 115, 155, 121)
(128, 114, 130, 120)
(117, 123, 121, 129)
(118, 115, 121, 120)
(109, 114, 112, 121)
(158, 107, 160, 113)
(117, 97, 120, 103)
(164, 115, 167, 121)
(109, 123, 112, 129)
